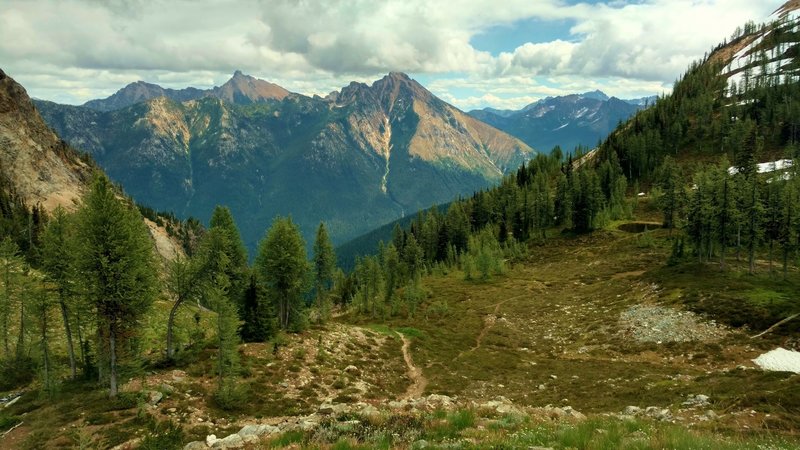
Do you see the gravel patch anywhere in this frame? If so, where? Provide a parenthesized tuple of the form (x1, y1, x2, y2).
(620, 305, 727, 343)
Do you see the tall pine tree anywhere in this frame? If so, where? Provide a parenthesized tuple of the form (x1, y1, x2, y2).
(312, 223, 336, 322)
(255, 217, 309, 331)
(76, 175, 158, 397)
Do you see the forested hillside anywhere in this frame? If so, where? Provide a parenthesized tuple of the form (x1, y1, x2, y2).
(2, 5, 800, 450)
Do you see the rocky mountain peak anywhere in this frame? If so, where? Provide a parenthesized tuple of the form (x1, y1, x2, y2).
(371, 72, 432, 108)
(581, 90, 610, 101)
(213, 71, 290, 104)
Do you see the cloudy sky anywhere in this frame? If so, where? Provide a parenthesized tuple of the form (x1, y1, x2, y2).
(0, 0, 785, 110)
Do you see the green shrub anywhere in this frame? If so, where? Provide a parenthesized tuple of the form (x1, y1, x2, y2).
(0, 356, 36, 390)
(213, 381, 249, 411)
(0, 413, 21, 432)
(139, 419, 185, 450)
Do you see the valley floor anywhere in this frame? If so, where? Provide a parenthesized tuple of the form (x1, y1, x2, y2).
(2, 217, 800, 449)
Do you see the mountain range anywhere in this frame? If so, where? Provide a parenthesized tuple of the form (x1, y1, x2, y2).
(469, 91, 655, 153)
(82, 71, 291, 112)
(35, 72, 533, 252)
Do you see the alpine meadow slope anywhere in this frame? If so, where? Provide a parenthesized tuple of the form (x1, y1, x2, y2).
(3, 2, 800, 450)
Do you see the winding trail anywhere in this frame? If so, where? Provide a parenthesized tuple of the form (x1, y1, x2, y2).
(454, 293, 531, 361)
(397, 332, 427, 399)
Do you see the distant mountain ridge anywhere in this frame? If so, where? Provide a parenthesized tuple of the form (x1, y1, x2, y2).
(469, 91, 656, 153)
(82, 70, 290, 112)
(35, 72, 533, 253)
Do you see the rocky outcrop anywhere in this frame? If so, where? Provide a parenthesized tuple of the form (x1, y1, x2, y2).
(0, 69, 183, 260)
(181, 395, 584, 449)
(0, 68, 91, 212)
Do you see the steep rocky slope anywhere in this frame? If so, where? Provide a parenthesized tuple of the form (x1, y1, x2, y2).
(0, 68, 91, 211)
(0, 69, 183, 260)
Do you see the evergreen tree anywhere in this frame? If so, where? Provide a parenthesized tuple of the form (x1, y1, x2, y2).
(402, 234, 424, 280)
(208, 271, 241, 408)
(31, 277, 55, 398)
(469, 227, 505, 280)
(164, 253, 206, 360)
(383, 244, 400, 317)
(713, 163, 736, 270)
(76, 175, 158, 397)
(0, 237, 23, 358)
(743, 172, 765, 274)
(687, 169, 716, 261)
(209, 206, 248, 310)
(572, 169, 603, 232)
(419, 209, 441, 263)
(779, 176, 799, 279)
(445, 203, 470, 254)
(312, 223, 336, 322)
(41, 206, 78, 378)
(532, 172, 554, 239)
(554, 173, 573, 228)
(657, 157, 684, 229)
(240, 272, 274, 342)
(255, 217, 309, 332)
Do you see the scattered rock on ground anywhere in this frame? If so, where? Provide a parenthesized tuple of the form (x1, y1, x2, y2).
(237, 424, 279, 437)
(146, 390, 163, 406)
(682, 394, 710, 407)
(211, 433, 243, 449)
(620, 305, 727, 343)
(183, 442, 207, 450)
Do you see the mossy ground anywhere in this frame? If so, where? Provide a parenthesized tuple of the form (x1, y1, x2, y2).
(2, 202, 800, 448)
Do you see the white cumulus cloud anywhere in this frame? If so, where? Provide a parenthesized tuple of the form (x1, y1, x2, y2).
(0, 0, 786, 108)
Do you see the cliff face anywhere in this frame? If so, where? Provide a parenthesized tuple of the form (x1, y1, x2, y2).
(0, 69, 183, 260)
(36, 72, 534, 251)
(0, 68, 91, 212)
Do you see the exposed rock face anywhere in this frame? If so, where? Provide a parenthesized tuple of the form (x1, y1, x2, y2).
(0, 68, 91, 212)
(36, 72, 534, 250)
(0, 68, 182, 260)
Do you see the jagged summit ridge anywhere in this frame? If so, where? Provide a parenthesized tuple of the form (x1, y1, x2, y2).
(469, 91, 650, 152)
(82, 71, 291, 111)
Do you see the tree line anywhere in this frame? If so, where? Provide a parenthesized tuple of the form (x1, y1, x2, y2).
(655, 154, 800, 277)
(337, 148, 634, 319)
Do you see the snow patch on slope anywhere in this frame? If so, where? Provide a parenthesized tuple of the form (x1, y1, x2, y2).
(727, 159, 793, 175)
(753, 348, 800, 373)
